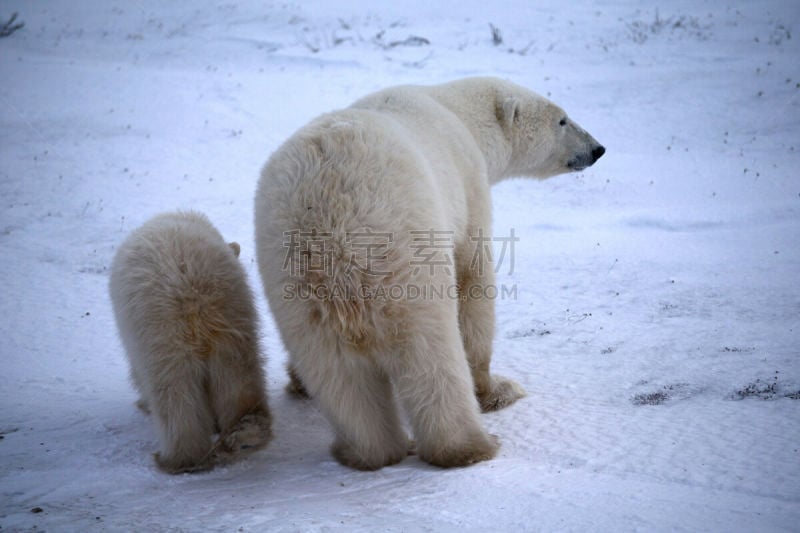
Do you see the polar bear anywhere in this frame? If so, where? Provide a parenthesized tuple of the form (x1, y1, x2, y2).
(109, 211, 272, 473)
(254, 77, 604, 470)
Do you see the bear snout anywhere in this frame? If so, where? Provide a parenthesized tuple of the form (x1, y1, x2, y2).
(591, 145, 605, 163)
(567, 144, 605, 171)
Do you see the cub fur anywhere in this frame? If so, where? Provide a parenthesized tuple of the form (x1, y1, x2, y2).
(110, 210, 271, 473)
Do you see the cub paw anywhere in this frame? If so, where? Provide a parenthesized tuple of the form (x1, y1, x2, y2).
(215, 411, 273, 462)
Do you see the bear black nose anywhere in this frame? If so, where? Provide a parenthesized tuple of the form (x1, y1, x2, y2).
(592, 145, 606, 162)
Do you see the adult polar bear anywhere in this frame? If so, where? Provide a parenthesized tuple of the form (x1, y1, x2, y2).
(255, 77, 604, 470)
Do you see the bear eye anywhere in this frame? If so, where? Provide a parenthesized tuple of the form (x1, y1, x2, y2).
(559, 117, 567, 126)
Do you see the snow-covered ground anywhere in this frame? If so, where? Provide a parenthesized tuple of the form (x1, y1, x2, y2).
(1, 0, 799, 530)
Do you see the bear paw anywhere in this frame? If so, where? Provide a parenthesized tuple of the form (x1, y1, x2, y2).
(135, 398, 151, 414)
(154, 452, 214, 475)
(286, 367, 311, 399)
(420, 432, 499, 468)
(478, 375, 526, 412)
(331, 437, 409, 471)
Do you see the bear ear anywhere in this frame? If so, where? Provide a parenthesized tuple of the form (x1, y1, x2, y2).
(228, 242, 241, 257)
(497, 96, 520, 130)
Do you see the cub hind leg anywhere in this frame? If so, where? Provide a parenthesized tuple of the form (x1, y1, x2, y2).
(207, 345, 272, 463)
(147, 350, 216, 474)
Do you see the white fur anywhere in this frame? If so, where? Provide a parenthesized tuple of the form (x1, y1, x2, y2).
(255, 77, 603, 469)
(109, 211, 272, 473)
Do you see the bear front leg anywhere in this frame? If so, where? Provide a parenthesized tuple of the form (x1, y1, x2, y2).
(457, 266, 526, 412)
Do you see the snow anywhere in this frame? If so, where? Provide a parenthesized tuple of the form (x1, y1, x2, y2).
(1, 0, 799, 530)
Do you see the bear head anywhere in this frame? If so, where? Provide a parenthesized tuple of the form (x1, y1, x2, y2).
(496, 82, 605, 179)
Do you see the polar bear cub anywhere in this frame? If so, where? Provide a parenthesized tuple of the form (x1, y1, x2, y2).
(110, 211, 271, 473)
(255, 77, 604, 470)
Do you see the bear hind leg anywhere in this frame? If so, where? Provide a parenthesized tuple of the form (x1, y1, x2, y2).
(289, 334, 409, 471)
(383, 301, 498, 468)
